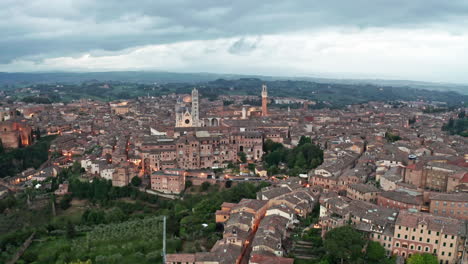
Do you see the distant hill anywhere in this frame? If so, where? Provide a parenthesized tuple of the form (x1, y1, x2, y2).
(0, 71, 467, 95)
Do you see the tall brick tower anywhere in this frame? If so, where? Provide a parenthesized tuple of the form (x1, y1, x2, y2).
(261, 84, 268, 117)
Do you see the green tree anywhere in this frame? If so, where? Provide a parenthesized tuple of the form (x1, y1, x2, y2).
(458, 110, 466, 119)
(59, 194, 72, 210)
(185, 180, 193, 189)
(298, 136, 312, 146)
(201, 182, 211, 192)
(238, 152, 247, 163)
(131, 176, 142, 187)
(385, 132, 401, 142)
(263, 139, 284, 153)
(407, 253, 438, 264)
(105, 207, 126, 223)
(294, 152, 307, 169)
(225, 180, 233, 188)
(66, 221, 76, 239)
(365, 241, 385, 263)
(323, 226, 365, 263)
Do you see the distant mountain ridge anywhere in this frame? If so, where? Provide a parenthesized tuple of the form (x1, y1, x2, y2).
(0, 71, 467, 95)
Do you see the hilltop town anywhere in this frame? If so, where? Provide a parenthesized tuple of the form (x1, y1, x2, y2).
(0, 82, 467, 264)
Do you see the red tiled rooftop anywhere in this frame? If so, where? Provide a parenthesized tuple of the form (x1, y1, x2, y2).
(221, 202, 237, 209)
(165, 253, 195, 262)
(250, 254, 294, 264)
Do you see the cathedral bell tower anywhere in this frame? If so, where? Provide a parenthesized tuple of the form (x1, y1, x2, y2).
(192, 88, 200, 127)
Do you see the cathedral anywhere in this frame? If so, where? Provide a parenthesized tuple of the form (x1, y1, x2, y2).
(175, 88, 200, 127)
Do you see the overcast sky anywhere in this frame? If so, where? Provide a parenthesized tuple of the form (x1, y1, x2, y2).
(1, 0, 468, 83)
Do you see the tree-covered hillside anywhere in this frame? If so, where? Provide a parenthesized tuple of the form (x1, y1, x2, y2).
(3, 77, 467, 108)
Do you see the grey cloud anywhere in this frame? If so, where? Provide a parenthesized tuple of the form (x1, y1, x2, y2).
(228, 37, 260, 55)
(0, 0, 468, 63)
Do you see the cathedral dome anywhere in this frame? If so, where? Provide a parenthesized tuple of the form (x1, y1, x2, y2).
(183, 95, 192, 103)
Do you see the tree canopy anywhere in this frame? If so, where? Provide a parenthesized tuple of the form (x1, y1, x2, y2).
(442, 115, 468, 137)
(323, 226, 365, 263)
(131, 176, 142, 187)
(407, 253, 438, 264)
(263, 136, 323, 176)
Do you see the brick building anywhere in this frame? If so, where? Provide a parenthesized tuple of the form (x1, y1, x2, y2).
(140, 132, 263, 172)
(429, 193, 468, 220)
(0, 120, 33, 148)
(377, 189, 424, 211)
(150, 169, 186, 194)
(346, 183, 381, 203)
(392, 211, 465, 264)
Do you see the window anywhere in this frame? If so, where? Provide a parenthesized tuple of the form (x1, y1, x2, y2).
(448, 252, 451, 257)
(441, 251, 445, 256)
(396, 242, 400, 247)
(428, 230, 431, 235)
(427, 238, 430, 243)
(450, 243, 453, 248)
(443, 242, 446, 247)
(397, 234, 401, 238)
(412, 236, 415, 240)
(405, 235, 408, 239)
(419, 237, 422, 242)
(435, 240, 438, 244)
(417, 246, 421, 251)
(425, 247, 429, 252)
(410, 245, 414, 249)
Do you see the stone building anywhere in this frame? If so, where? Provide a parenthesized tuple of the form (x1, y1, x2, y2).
(346, 183, 381, 203)
(140, 132, 263, 172)
(0, 120, 33, 148)
(175, 88, 200, 127)
(392, 211, 466, 264)
(429, 193, 468, 220)
(150, 169, 186, 194)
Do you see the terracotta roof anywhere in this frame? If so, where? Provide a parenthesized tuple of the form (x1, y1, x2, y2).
(165, 253, 195, 262)
(379, 190, 423, 205)
(221, 202, 237, 209)
(348, 183, 381, 194)
(234, 199, 267, 211)
(250, 254, 294, 264)
(396, 210, 464, 236)
(430, 192, 468, 202)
